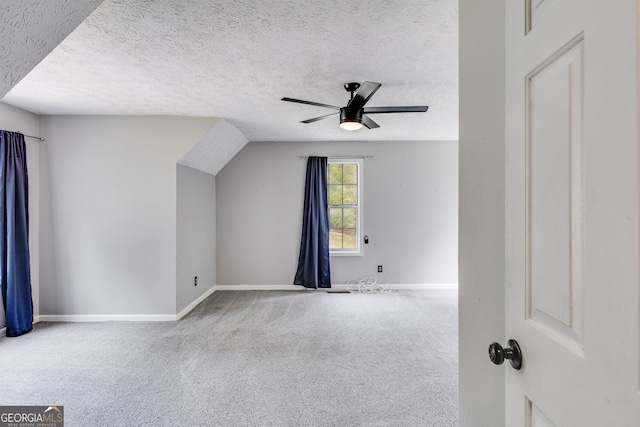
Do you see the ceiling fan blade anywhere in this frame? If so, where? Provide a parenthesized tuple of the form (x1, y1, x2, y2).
(301, 112, 339, 123)
(362, 115, 380, 129)
(282, 97, 340, 110)
(363, 106, 429, 114)
(347, 81, 382, 110)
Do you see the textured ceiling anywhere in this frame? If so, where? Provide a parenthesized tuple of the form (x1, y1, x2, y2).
(0, 0, 104, 97)
(178, 118, 248, 175)
(2, 0, 458, 142)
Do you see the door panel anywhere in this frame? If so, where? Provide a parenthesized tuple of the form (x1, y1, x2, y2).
(525, 0, 561, 33)
(505, 0, 640, 425)
(526, 36, 584, 354)
(526, 398, 555, 427)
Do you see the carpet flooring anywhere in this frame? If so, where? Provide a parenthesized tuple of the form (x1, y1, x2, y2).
(0, 289, 458, 426)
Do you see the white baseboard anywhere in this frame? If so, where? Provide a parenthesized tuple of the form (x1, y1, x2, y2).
(339, 283, 458, 290)
(34, 287, 218, 323)
(3, 284, 457, 329)
(38, 313, 178, 322)
(176, 286, 216, 320)
(216, 284, 303, 291)
(216, 283, 458, 291)
(385, 283, 458, 290)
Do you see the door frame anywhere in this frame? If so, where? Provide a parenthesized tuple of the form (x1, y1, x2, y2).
(459, 0, 507, 425)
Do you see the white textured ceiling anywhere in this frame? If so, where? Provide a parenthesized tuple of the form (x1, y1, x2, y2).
(0, 0, 104, 97)
(178, 118, 248, 175)
(2, 0, 458, 142)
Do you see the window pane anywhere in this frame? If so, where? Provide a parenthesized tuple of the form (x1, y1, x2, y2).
(343, 164, 357, 184)
(328, 184, 343, 204)
(329, 229, 343, 249)
(328, 160, 362, 254)
(343, 229, 357, 249)
(343, 208, 357, 228)
(329, 208, 343, 228)
(343, 185, 357, 205)
(328, 164, 343, 184)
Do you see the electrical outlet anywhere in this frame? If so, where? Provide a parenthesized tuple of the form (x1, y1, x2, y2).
(194, 276, 198, 286)
(377, 265, 383, 273)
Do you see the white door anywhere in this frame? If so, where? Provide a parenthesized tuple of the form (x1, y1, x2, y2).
(504, 1, 640, 425)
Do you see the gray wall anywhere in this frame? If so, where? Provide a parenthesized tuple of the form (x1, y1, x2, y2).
(0, 102, 41, 328)
(216, 140, 458, 286)
(176, 164, 216, 313)
(39, 115, 217, 316)
(459, 0, 505, 425)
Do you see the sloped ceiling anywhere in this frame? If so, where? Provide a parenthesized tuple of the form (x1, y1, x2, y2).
(2, 0, 458, 142)
(0, 0, 104, 98)
(178, 118, 248, 176)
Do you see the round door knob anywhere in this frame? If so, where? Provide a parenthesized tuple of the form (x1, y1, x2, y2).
(488, 339, 522, 370)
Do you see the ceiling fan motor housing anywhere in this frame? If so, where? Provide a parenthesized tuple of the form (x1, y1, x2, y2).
(340, 107, 362, 124)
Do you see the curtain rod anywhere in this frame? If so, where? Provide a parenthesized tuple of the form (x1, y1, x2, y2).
(7, 131, 45, 141)
(299, 155, 373, 159)
(23, 134, 45, 141)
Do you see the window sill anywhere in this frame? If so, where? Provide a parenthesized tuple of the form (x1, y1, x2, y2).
(330, 251, 363, 257)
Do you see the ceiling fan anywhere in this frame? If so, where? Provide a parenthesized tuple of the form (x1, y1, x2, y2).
(281, 81, 429, 131)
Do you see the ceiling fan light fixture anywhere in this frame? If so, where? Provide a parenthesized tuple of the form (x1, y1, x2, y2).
(340, 120, 363, 131)
(339, 107, 363, 131)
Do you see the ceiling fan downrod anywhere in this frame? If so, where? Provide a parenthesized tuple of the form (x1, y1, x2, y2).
(344, 82, 361, 101)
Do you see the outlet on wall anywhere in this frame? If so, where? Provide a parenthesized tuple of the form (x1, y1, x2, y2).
(377, 265, 383, 273)
(194, 276, 198, 286)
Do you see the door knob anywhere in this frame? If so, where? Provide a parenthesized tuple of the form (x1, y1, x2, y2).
(488, 339, 522, 370)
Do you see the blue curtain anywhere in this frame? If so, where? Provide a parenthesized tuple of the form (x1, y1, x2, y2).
(294, 157, 331, 289)
(0, 131, 32, 337)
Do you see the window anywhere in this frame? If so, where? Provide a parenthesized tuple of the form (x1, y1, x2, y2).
(328, 159, 362, 255)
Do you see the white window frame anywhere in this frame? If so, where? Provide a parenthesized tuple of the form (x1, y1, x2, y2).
(328, 158, 363, 256)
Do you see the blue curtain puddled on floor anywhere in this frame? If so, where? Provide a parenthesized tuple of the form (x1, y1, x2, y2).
(294, 156, 331, 289)
(0, 131, 32, 337)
